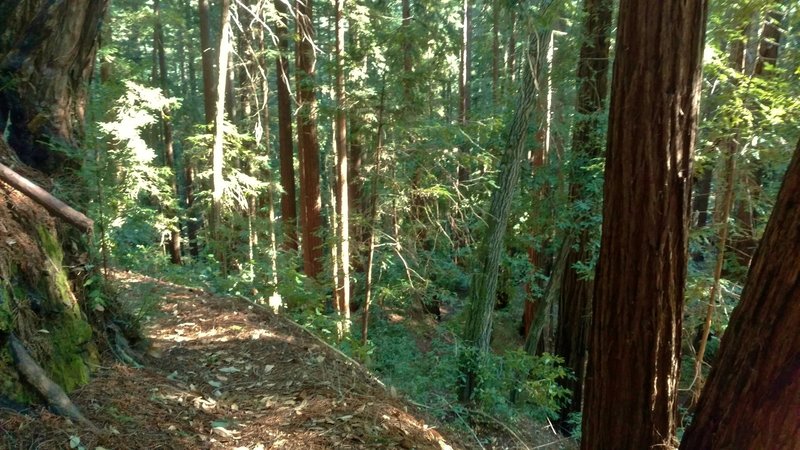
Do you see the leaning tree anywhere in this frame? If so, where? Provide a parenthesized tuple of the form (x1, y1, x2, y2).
(680, 136, 800, 448)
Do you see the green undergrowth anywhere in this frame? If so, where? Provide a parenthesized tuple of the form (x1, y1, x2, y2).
(0, 226, 97, 403)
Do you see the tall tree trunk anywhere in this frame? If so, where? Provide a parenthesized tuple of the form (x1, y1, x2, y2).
(296, 0, 324, 279)
(334, 0, 351, 332)
(198, 0, 216, 126)
(521, 27, 555, 345)
(361, 77, 386, 344)
(460, 16, 551, 402)
(580, 1, 708, 447)
(491, 0, 500, 104)
(275, 0, 298, 250)
(0, 1, 109, 173)
(552, 0, 613, 430)
(456, 0, 471, 183)
(211, 0, 232, 272)
(506, 8, 517, 88)
(680, 136, 800, 449)
(153, 0, 182, 265)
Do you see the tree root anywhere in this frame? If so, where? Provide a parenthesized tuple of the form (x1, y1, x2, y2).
(7, 334, 100, 432)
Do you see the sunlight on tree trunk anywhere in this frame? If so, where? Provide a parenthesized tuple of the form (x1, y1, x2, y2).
(580, 1, 708, 447)
(211, 0, 232, 273)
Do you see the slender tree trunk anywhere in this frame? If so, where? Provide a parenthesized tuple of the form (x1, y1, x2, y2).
(296, 0, 324, 278)
(198, 0, 216, 125)
(580, 1, 708, 447)
(334, 0, 351, 332)
(506, 8, 517, 87)
(153, 0, 182, 265)
(361, 78, 386, 345)
(690, 143, 736, 405)
(491, 0, 500, 104)
(552, 0, 613, 430)
(275, 0, 298, 250)
(456, 0, 471, 183)
(460, 22, 550, 402)
(680, 136, 800, 449)
(211, 0, 232, 272)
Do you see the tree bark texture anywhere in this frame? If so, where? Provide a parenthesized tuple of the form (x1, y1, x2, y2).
(275, 0, 298, 251)
(296, 0, 324, 278)
(460, 27, 547, 402)
(553, 0, 613, 429)
(679, 137, 800, 449)
(0, 0, 109, 173)
(580, 1, 708, 448)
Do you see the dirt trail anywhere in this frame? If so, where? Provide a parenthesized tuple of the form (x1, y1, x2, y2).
(1, 272, 468, 449)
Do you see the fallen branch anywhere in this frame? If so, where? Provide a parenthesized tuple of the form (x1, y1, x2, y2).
(0, 162, 93, 233)
(8, 334, 100, 432)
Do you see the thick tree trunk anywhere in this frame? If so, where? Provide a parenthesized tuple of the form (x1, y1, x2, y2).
(680, 136, 800, 449)
(296, 0, 324, 279)
(580, 1, 708, 448)
(275, 0, 298, 251)
(0, 0, 109, 173)
(552, 0, 612, 430)
(0, 0, 107, 407)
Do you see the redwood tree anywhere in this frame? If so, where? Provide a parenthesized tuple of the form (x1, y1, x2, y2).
(553, 0, 613, 429)
(0, 0, 109, 173)
(580, 0, 708, 447)
(275, 0, 298, 250)
(296, 0, 324, 278)
(680, 136, 800, 449)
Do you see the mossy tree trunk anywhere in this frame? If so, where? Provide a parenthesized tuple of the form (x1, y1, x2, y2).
(460, 2, 555, 401)
(0, 0, 108, 402)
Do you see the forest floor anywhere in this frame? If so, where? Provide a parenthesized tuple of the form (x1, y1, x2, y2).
(0, 271, 573, 449)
